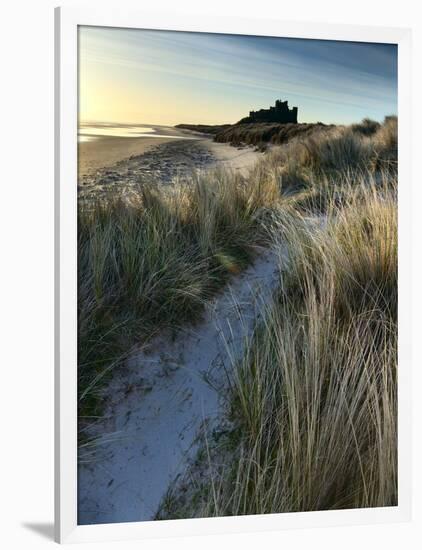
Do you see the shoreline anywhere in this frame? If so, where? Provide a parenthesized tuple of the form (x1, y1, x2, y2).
(78, 135, 194, 178)
(78, 135, 265, 201)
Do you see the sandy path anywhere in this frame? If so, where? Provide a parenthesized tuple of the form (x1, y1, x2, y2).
(78, 246, 282, 525)
(205, 140, 264, 174)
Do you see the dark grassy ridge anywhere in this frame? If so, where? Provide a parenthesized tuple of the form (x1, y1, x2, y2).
(213, 122, 333, 147)
(176, 122, 333, 147)
(176, 117, 393, 150)
(175, 123, 231, 135)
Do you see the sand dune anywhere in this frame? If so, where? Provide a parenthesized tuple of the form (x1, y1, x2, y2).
(78, 246, 281, 524)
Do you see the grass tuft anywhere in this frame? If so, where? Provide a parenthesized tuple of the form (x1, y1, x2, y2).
(158, 177, 397, 518)
(78, 169, 279, 421)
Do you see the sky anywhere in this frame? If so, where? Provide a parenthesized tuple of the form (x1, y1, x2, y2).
(78, 26, 397, 126)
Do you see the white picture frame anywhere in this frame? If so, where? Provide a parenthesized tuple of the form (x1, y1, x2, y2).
(55, 6, 412, 544)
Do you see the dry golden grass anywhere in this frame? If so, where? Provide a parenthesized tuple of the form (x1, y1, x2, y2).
(79, 115, 398, 514)
(78, 169, 279, 418)
(157, 177, 397, 518)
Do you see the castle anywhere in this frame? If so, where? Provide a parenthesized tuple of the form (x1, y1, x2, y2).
(239, 99, 298, 124)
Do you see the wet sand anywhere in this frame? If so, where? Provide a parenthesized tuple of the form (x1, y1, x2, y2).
(78, 133, 266, 202)
(79, 136, 185, 177)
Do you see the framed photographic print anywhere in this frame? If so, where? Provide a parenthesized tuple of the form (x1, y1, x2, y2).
(55, 6, 412, 544)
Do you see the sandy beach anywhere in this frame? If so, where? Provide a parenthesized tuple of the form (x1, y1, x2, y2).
(78, 131, 265, 203)
(78, 123, 204, 177)
(78, 136, 181, 177)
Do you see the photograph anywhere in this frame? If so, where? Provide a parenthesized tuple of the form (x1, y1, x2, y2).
(76, 26, 398, 526)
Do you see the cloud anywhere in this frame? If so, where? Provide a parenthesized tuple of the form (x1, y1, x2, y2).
(78, 26, 397, 125)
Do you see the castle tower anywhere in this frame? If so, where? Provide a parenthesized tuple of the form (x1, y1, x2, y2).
(239, 99, 298, 124)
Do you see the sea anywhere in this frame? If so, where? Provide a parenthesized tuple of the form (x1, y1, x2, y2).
(78, 122, 191, 143)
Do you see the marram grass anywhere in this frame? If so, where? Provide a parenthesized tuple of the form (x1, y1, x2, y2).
(156, 177, 397, 518)
(78, 114, 398, 515)
(78, 169, 279, 420)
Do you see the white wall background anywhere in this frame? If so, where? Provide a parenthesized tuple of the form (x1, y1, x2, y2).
(1, 1, 420, 548)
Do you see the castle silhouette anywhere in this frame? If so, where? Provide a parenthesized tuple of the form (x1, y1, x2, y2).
(239, 99, 298, 124)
